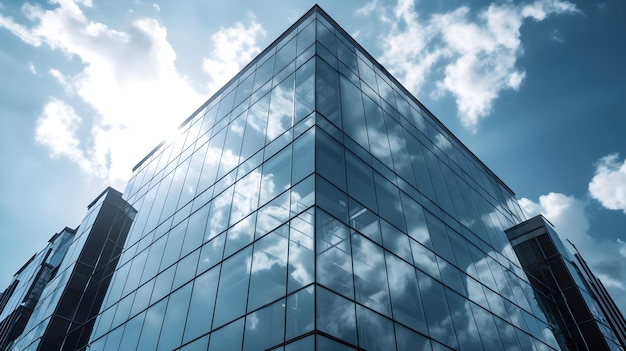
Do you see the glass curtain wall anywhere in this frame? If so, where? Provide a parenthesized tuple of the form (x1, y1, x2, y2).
(87, 6, 560, 351)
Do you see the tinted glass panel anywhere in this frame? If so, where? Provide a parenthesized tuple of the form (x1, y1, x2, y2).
(316, 210, 353, 298)
(243, 299, 286, 350)
(352, 233, 391, 316)
(208, 318, 244, 351)
(288, 209, 314, 292)
(157, 282, 192, 351)
(316, 287, 357, 345)
(248, 229, 288, 311)
(356, 305, 396, 351)
(183, 267, 219, 343)
(285, 286, 314, 339)
(213, 247, 252, 327)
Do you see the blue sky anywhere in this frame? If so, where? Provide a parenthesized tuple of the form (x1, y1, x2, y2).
(1, 0, 625, 316)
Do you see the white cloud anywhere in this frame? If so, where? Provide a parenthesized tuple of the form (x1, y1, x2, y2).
(202, 14, 265, 93)
(619, 239, 626, 258)
(589, 153, 626, 213)
(374, 0, 578, 131)
(519, 192, 589, 245)
(35, 99, 92, 171)
(1, 0, 264, 188)
(356, 0, 378, 17)
(28, 62, 37, 74)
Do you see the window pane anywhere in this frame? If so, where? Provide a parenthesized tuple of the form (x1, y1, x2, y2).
(243, 299, 286, 351)
(288, 209, 314, 292)
(374, 173, 406, 231)
(206, 186, 234, 240)
(275, 37, 296, 73)
(253, 55, 275, 92)
(218, 114, 245, 178)
(183, 267, 219, 343)
(159, 220, 187, 271)
(345, 152, 377, 212)
(136, 299, 166, 351)
(381, 219, 412, 262)
(256, 192, 290, 239)
(385, 117, 415, 185)
(340, 75, 368, 148)
(118, 311, 144, 350)
(418, 271, 457, 348)
(157, 282, 192, 351)
(291, 174, 314, 216)
(260, 147, 292, 205)
(411, 239, 440, 280)
(197, 233, 225, 274)
(385, 253, 427, 334)
(267, 73, 294, 143)
(292, 128, 315, 184)
(213, 247, 252, 328)
(316, 287, 357, 345)
(352, 233, 391, 316)
(297, 21, 315, 55)
(400, 193, 430, 247)
(316, 129, 346, 191)
(229, 168, 261, 226)
(285, 334, 314, 351)
(248, 229, 288, 311)
(294, 57, 315, 123)
(286, 286, 314, 339)
(224, 212, 257, 258)
(425, 212, 455, 263)
(356, 305, 396, 351)
(395, 323, 431, 351)
(315, 58, 340, 126)
(208, 317, 244, 351)
(349, 198, 381, 245)
(241, 93, 270, 160)
(315, 175, 347, 223)
(316, 209, 353, 298)
(363, 94, 392, 165)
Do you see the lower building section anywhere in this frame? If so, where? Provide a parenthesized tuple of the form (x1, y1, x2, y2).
(506, 215, 626, 351)
(2, 188, 135, 351)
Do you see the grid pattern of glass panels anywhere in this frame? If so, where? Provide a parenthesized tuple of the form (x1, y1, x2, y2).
(87, 6, 560, 351)
(10, 193, 109, 351)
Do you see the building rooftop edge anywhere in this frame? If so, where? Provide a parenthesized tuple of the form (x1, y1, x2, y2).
(130, 4, 516, 197)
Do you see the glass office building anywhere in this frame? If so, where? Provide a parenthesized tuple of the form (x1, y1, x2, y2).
(4, 188, 136, 351)
(81, 6, 563, 351)
(0, 228, 75, 350)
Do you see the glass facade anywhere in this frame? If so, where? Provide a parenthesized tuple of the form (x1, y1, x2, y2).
(81, 6, 560, 351)
(0, 228, 75, 350)
(506, 215, 626, 351)
(6, 188, 136, 351)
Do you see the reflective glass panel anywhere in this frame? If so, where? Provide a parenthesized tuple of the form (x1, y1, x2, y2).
(208, 318, 244, 351)
(288, 209, 314, 292)
(316, 287, 357, 345)
(351, 233, 391, 316)
(356, 305, 396, 351)
(248, 229, 288, 311)
(285, 286, 314, 340)
(243, 299, 286, 351)
(183, 267, 219, 343)
(213, 247, 252, 328)
(316, 210, 353, 298)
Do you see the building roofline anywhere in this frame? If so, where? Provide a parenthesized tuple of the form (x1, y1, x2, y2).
(130, 4, 516, 196)
(87, 186, 123, 209)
